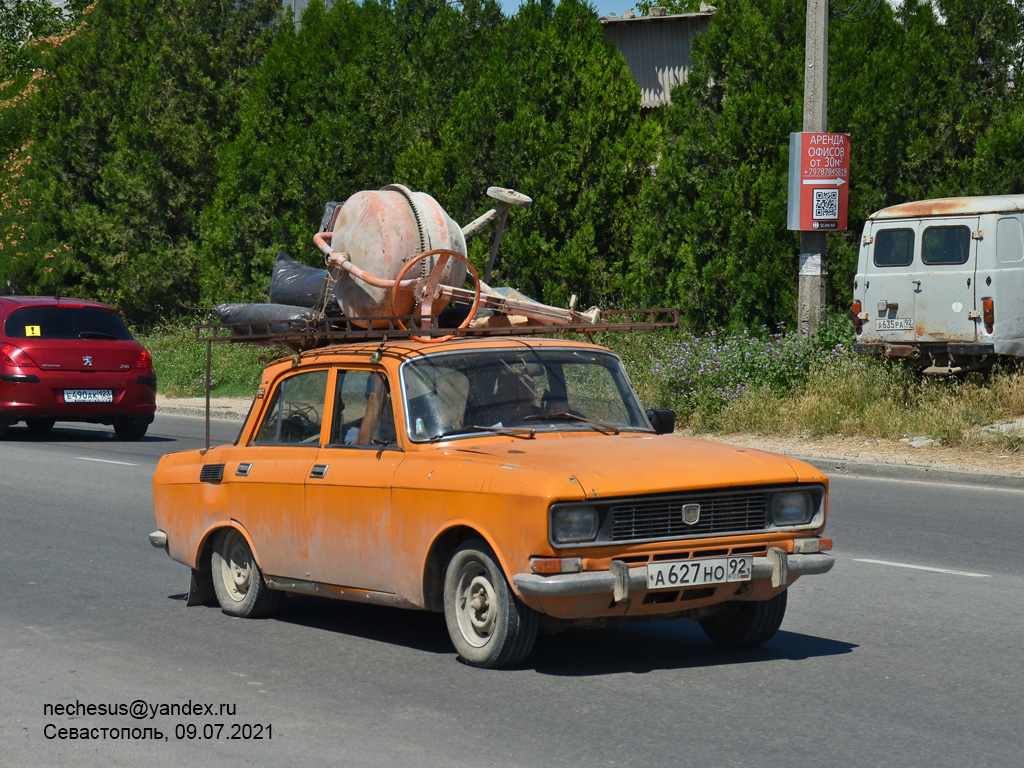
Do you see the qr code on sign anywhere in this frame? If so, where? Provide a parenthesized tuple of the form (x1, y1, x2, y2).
(813, 188, 839, 220)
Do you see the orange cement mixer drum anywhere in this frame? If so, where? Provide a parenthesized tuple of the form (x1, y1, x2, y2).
(331, 185, 468, 325)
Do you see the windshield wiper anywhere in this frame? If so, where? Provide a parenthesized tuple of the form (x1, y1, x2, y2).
(522, 412, 620, 434)
(78, 331, 119, 340)
(428, 425, 536, 442)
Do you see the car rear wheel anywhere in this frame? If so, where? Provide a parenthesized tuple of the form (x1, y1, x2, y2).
(114, 416, 148, 441)
(699, 590, 787, 647)
(210, 529, 281, 618)
(26, 417, 56, 433)
(0, 420, 9, 440)
(443, 540, 538, 668)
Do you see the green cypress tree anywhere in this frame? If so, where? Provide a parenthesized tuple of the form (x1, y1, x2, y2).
(411, 0, 659, 308)
(2, 0, 281, 324)
(630, 0, 1024, 330)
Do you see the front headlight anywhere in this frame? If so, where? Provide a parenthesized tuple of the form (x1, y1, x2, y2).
(551, 506, 599, 544)
(770, 490, 815, 526)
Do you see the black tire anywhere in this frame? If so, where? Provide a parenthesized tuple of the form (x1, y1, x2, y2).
(0, 421, 10, 440)
(443, 539, 538, 668)
(210, 529, 281, 618)
(699, 590, 788, 647)
(26, 417, 56, 433)
(114, 416, 148, 441)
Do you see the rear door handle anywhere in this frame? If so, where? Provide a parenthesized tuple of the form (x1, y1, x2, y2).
(310, 464, 329, 479)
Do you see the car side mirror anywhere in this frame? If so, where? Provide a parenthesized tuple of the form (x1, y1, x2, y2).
(645, 408, 676, 435)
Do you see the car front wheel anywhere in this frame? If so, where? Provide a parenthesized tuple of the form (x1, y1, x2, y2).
(699, 590, 787, 647)
(210, 529, 281, 618)
(443, 540, 538, 668)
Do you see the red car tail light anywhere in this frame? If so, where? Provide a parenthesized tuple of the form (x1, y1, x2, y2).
(982, 298, 995, 334)
(0, 343, 37, 368)
(851, 300, 863, 335)
(135, 349, 153, 369)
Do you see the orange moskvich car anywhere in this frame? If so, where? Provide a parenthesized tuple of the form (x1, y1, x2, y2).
(151, 335, 833, 668)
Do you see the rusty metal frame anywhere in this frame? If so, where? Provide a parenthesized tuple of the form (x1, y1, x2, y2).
(196, 308, 678, 347)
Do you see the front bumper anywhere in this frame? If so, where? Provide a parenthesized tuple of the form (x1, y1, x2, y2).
(513, 549, 834, 600)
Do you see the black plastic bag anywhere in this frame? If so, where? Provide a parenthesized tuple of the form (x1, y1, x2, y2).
(268, 249, 340, 314)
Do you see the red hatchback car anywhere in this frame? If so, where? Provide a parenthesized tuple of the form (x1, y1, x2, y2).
(0, 297, 156, 440)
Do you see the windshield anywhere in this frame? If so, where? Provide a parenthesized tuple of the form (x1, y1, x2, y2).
(400, 347, 650, 442)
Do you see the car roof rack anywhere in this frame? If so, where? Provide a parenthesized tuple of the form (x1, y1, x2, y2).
(193, 308, 677, 448)
(195, 308, 678, 349)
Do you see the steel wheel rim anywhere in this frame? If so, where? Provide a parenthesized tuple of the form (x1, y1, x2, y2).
(454, 562, 498, 648)
(219, 531, 252, 603)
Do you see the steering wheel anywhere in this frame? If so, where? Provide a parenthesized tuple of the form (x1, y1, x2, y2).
(390, 249, 481, 343)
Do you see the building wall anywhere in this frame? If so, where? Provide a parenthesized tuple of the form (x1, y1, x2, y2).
(601, 13, 713, 109)
(284, 0, 336, 28)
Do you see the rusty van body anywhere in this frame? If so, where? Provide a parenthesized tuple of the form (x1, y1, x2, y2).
(853, 194, 1024, 373)
(151, 335, 833, 668)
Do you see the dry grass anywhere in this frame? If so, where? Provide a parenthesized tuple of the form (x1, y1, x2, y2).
(711, 356, 1024, 453)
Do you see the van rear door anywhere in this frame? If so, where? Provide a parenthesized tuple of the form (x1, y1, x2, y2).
(861, 222, 919, 344)
(915, 218, 979, 342)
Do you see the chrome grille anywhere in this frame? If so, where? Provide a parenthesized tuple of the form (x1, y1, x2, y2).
(609, 492, 769, 542)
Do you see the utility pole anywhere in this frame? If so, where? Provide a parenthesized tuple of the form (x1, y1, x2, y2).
(799, 0, 828, 334)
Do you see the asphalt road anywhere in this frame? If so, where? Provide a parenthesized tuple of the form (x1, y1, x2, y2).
(1, 412, 1020, 767)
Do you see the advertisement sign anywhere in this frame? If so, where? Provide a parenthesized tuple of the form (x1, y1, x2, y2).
(787, 132, 850, 231)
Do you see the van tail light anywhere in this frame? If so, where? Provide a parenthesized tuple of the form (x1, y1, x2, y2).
(0, 343, 37, 368)
(851, 300, 863, 335)
(982, 298, 995, 334)
(135, 349, 153, 369)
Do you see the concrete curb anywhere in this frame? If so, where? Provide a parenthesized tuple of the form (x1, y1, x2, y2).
(795, 455, 1024, 490)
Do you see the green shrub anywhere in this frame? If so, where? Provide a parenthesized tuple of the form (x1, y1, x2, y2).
(137, 323, 279, 398)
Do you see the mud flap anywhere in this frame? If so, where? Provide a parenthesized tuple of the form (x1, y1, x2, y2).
(186, 567, 218, 607)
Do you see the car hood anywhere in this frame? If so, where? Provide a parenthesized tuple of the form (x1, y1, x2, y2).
(443, 432, 824, 499)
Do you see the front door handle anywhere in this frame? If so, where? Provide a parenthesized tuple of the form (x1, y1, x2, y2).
(310, 464, 329, 479)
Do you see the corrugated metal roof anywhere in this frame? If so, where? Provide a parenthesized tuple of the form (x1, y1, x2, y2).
(601, 13, 714, 108)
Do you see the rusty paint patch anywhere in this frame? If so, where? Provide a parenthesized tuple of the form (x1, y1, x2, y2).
(872, 195, 1024, 221)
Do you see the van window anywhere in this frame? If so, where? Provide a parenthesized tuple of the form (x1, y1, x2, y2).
(922, 225, 971, 265)
(873, 229, 914, 267)
(996, 217, 1024, 264)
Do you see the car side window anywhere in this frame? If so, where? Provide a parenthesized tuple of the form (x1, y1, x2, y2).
(873, 228, 914, 267)
(328, 370, 396, 448)
(251, 370, 328, 445)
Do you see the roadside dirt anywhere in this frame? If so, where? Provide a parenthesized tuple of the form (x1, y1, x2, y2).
(707, 431, 1024, 477)
(157, 395, 1024, 477)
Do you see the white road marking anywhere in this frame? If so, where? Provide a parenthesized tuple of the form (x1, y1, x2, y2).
(853, 558, 990, 578)
(76, 457, 137, 467)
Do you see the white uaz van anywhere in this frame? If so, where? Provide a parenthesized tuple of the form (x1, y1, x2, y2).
(852, 195, 1024, 373)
